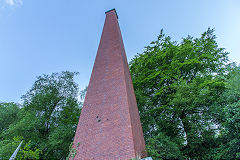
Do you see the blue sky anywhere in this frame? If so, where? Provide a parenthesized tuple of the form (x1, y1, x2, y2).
(0, 0, 240, 103)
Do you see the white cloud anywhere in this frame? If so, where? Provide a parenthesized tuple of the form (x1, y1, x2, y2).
(4, 0, 22, 7)
(5, 0, 14, 5)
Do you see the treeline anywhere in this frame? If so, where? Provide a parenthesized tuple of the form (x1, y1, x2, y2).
(0, 72, 86, 159)
(1, 28, 240, 159)
(130, 28, 240, 159)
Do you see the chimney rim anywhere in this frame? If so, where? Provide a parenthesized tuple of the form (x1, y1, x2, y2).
(105, 8, 118, 19)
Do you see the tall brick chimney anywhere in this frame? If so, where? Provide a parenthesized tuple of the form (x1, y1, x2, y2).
(71, 9, 146, 160)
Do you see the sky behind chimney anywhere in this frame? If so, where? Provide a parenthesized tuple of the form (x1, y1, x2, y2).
(0, 0, 239, 102)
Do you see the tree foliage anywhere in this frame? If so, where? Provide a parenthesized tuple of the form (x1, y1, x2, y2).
(0, 102, 20, 133)
(0, 71, 84, 159)
(210, 66, 240, 159)
(0, 136, 40, 159)
(130, 28, 231, 159)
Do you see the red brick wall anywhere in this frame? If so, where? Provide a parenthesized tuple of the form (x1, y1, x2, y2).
(71, 9, 146, 160)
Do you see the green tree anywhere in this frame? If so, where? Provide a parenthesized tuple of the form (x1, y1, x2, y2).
(0, 136, 40, 159)
(147, 132, 184, 160)
(0, 102, 20, 133)
(1, 71, 84, 159)
(130, 28, 230, 159)
(211, 66, 240, 159)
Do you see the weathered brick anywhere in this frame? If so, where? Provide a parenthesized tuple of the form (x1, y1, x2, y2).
(72, 9, 146, 160)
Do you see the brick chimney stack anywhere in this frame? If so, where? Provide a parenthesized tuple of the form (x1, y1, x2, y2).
(71, 9, 146, 160)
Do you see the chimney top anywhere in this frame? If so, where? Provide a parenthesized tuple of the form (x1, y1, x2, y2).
(105, 8, 118, 19)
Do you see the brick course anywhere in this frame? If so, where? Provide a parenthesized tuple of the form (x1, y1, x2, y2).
(72, 9, 146, 160)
